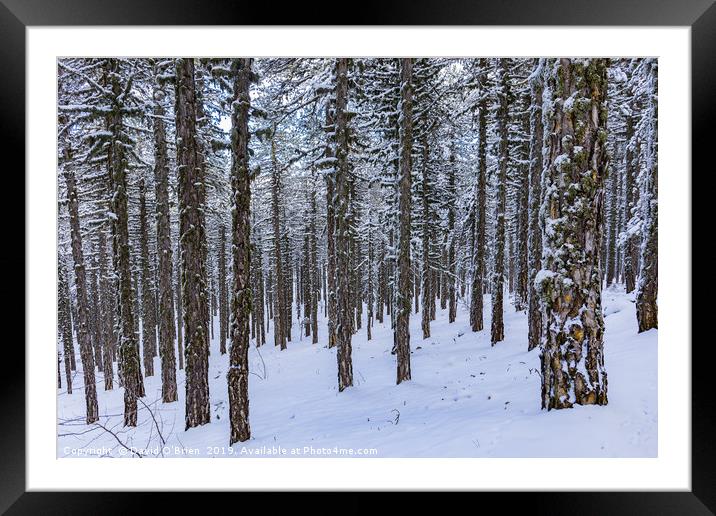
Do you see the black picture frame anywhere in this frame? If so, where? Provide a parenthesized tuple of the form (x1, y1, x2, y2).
(2, 0, 711, 513)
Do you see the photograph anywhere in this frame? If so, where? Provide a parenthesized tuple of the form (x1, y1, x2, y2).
(55, 56, 658, 459)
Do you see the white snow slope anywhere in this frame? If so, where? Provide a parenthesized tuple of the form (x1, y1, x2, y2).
(57, 286, 657, 458)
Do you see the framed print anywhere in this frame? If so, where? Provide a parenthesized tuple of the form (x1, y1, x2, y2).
(4, 0, 712, 513)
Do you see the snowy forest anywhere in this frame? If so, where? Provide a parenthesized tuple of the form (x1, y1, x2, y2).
(57, 58, 658, 458)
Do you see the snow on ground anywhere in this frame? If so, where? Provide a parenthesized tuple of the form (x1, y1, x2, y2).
(57, 286, 657, 458)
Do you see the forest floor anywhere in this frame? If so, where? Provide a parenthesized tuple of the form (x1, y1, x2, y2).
(57, 285, 657, 458)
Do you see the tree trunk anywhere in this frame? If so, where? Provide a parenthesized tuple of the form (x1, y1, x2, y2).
(334, 58, 354, 391)
(439, 244, 447, 310)
(636, 59, 658, 332)
(152, 76, 178, 402)
(175, 58, 210, 429)
(132, 267, 141, 341)
(96, 229, 114, 388)
(218, 223, 228, 353)
(252, 212, 266, 347)
(194, 69, 212, 352)
(623, 95, 639, 294)
(325, 102, 338, 349)
(447, 139, 457, 324)
(376, 230, 385, 324)
(491, 59, 509, 345)
(507, 231, 515, 296)
(58, 256, 74, 395)
(367, 216, 374, 341)
(270, 136, 287, 350)
(309, 183, 319, 344)
(282, 226, 292, 342)
(303, 230, 311, 337)
(515, 87, 530, 313)
(396, 58, 413, 384)
(228, 57, 253, 444)
(605, 147, 619, 286)
(421, 134, 432, 339)
(470, 59, 488, 333)
(414, 264, 420, 314)
(138, 176, 156, 377)
(175, 242, 184, 370)
(527, 60, 544, 351)
(537, 58, 609, 410)
(62, 132, 100, 424)
(87, 259, 103, 372)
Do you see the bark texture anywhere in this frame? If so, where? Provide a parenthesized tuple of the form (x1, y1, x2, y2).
(527, 60, 545, 351)
(537, 58, 609, 410)
(270, 136, 287, 350)
(97, 230, 114, 389)
(228, 57, 253, 444)
(636, 59, 658, 333)
(421, 135, 432, 340)
(334, 58, 354, 391)
(515, 89, 530, 312)
(58, 256, 74, 395)
(396, 58, 413, 384)
(446, 140, 457, 324)
(309, 184, 319, 344)
(175, 58, 211, 429)
(470, 59, 488, 333)
(218, 224, 228, 353)
(153, 79, 178, 403)
(623, 91, 639, 294)
(491, 60, 509, 345)
(138, 177, 157, 377)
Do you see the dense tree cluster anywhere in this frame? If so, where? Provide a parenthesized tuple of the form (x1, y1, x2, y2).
(57, 58, 658, 442)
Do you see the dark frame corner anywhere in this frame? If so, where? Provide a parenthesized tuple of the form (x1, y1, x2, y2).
(3, 0, 712, 513)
